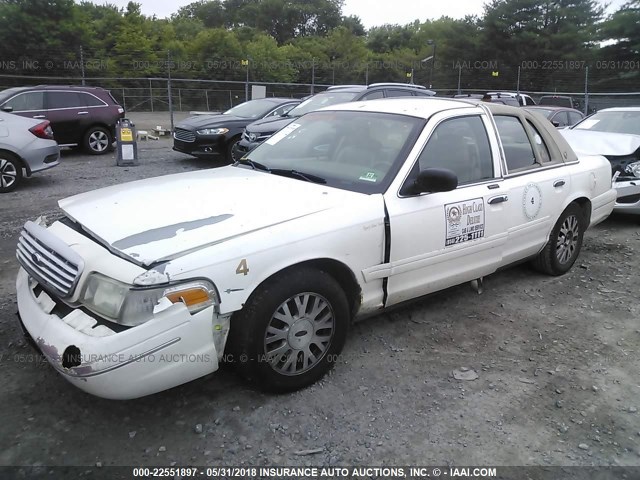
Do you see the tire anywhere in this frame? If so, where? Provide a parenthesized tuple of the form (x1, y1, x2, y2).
(83, 126, 112, 155)
(227, 267, 349, 392)
(226, 136, 242, 163)
(0, 152, 22, 193)
(532, 203, 585, 276)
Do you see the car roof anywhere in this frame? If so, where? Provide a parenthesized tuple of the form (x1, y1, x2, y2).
(257, 97, 300, 104)
(525, 105, 582, 112)
(1, 85, 108, 92)
(596, 107, 640, 112)
(323, 83, 435, 95)
(320, 97, 482, 119)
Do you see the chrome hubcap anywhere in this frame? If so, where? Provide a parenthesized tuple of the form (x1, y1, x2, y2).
(556, 214, 579, 264)
(89, 131, 109, 152)
(264, 292, 334, 376)
(0, 158, 17, 188)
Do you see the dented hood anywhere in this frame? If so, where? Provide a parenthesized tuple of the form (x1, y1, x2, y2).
(59, 167, 359, 266)
(560, 129, 640, 156)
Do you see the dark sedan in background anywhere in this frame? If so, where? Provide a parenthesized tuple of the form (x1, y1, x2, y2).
(235, 83, 435, 157)
(524, 105, 585, 128)
(173, 97, 300, 162)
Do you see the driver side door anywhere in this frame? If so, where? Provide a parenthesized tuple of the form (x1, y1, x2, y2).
(382, 112, 510, 306)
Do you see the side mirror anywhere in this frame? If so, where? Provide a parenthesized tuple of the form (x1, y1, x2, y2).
(1, 106, 13, 113)
(408, 167, 458, 195)
(551, 120, 560, 127)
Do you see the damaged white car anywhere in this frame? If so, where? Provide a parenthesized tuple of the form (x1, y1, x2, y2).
(16, 99, 616, 399)
(561, 107, 640, 215)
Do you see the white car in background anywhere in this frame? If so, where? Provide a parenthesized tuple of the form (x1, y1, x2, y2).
(0, 111, 59, 193)
(15, 99, 615, 399)
(561, 107, 640, 214)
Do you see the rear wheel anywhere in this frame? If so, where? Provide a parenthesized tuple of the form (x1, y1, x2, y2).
(227, 267, 349, 392)
(532, 203, 585, 276)
(0, 153, 22, 193)
(84, 126, 112, 155)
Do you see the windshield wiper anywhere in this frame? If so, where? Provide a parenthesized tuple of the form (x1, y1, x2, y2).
(234, 158, 271, 172)
(270, 169, 327, 184)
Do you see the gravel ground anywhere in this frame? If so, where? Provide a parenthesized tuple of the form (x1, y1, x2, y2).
(0, 134, 639, 478)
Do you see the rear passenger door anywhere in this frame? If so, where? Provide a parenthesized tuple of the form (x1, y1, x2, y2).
(45, 91, 87, 145)
(493, 113, 571, 264)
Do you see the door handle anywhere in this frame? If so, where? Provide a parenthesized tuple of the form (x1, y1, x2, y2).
(488, 195, 508, 205)
(32, 115, 46, 119)
(553, 180, 566, 188)
(77, 111, 89, 115)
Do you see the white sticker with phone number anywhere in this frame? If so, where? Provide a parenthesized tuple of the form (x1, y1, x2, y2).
(265, 123, 301, 145)
(445, 198, 485, 247)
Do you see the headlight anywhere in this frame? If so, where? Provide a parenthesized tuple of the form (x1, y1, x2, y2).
(81, 273, 218, 327)
(624, 161, 640, 178)
(196, 127, 229, 135)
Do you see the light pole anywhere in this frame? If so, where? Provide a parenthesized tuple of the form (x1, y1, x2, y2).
(426, 39, 436, 89)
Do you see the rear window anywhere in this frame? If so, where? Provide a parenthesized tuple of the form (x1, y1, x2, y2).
(81, 92, 107, 107)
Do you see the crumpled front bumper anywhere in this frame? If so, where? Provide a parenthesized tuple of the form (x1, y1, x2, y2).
(16, 268, 230, 400)
(613, 178, 640, 214)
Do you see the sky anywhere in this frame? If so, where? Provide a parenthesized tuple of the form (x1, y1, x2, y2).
(89, 0, 628, 28)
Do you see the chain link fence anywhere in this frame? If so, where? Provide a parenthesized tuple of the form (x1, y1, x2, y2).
(1, 57, 638, 114)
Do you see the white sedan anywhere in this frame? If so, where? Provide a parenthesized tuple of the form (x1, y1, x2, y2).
(560, 107, 640, 214)
(15, 98, 616, 399)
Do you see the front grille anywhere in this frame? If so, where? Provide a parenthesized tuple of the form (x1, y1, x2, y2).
(242, 131, 271, 143)
(16, 221, 84, 298)
(173, 128, 196, 143)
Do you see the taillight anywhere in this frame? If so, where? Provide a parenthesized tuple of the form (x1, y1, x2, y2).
(29, 121, 54, 140)
(117, 107, 124, 114)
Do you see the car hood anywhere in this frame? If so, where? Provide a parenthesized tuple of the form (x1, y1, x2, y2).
(176, 114, 249, 130)
(560, 129, 640, 156)
(58, 167, 360, 267)
(245, 116, 296, 134)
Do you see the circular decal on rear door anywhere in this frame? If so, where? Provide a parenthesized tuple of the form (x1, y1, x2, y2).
(522, 183, 542, 220)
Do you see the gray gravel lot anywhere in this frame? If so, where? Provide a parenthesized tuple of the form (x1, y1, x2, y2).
(0, 130, 639, 477)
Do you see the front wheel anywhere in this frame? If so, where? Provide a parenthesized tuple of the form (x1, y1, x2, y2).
(228, 267, 349, 392)
(226, 136, 242, 163)
(83, 126, 112, 155)
(532, 203, 585, 276)
(0, 153, 23, 193)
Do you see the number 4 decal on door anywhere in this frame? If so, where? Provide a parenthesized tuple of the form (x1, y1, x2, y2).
(236, 259, 249, 276)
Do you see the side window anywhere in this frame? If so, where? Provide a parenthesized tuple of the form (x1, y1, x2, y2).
(361, 90, 384, 100)
(494, 116, 536, 171)
(552, 111, 569, 127)
(385, 89, 413, 98)
(81, 93, 106, 107)
(416, 116, 494, 185)
(568, 112, 583, 125)
(265, 104, 289, 118)
(47, 91, 83, 109)
(3, 92, 44, 111)
(525, 120, 551, 162)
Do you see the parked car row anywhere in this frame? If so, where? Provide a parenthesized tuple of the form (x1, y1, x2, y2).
(174, 83, 435, 162)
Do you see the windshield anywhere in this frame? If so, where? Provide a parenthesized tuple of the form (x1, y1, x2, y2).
(236, 110, 425, 194)
(286, 92, 360, 117)
(573, 110, 640, 135)
(223, 99, 280, 119)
